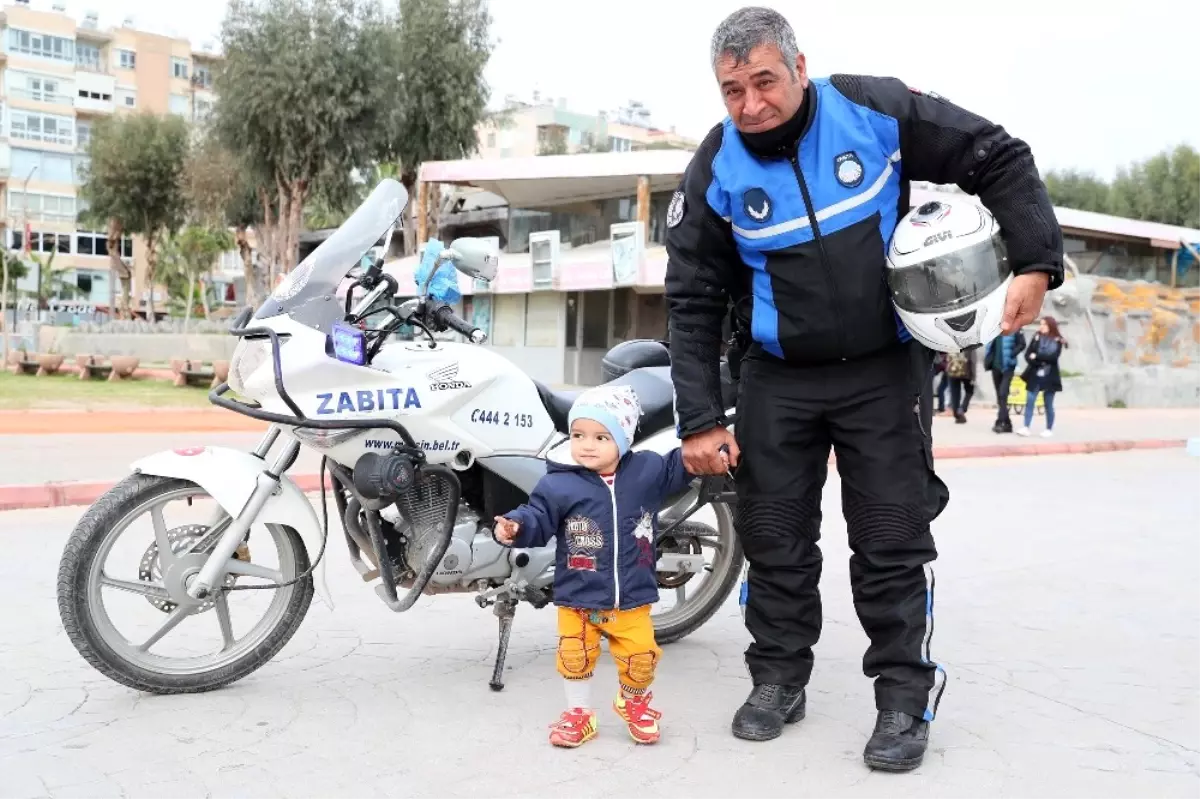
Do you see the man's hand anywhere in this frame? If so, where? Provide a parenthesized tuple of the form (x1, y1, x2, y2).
(682, 427, 740, 476)
(494, 517, 520, 545)
(1001, 272, 1051, 334)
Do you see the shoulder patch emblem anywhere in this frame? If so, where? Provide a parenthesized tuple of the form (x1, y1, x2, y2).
(834, 152, 865, 189)
(667, 191, 685, 228)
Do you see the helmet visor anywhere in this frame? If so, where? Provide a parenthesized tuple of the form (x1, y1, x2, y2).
(889, 234, 1011, 314)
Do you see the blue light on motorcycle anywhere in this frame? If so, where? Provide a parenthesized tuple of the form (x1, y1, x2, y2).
(331, 322, 366, 365)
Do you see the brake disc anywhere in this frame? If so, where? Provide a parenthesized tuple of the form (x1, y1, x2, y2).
(137, 524, 239, 614)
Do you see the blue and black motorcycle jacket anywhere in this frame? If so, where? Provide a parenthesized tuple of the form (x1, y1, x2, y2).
(665, 74, 1065, 438)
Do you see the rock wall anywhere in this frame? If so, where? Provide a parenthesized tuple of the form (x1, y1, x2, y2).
(973, 274, 1200, 408)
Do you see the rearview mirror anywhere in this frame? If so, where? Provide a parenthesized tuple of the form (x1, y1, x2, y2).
(448, 238, 499, 282)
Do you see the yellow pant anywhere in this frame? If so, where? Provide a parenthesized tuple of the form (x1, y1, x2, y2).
(556, 605, 662, 694)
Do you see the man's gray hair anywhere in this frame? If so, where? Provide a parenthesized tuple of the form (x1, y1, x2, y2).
(710, 6, 799, 75)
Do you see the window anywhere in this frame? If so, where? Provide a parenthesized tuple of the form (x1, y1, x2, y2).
(194, 65, 213, 89)
(76, 121, 92, 151)
(19, 231, 72, 254)
(9, 29, 74, 62)
(76, 43, 101, 71)
(77, 89, 113, 101)
(117, 50, 136, 70)
(9, 191, 77, 222)
(12, 149, 74, 184)
(171, 57, 190, 79)
(610, 137, 633, 153)
(25, 76, 64, 103)
(486, 131, 496, 148)
(9, 111, 74, 146)
(122, 94, 136, 108)
(73, 231, 133, 258)
(169, 94, 189, 116)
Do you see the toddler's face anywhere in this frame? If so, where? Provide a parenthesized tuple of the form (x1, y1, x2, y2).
(570, 419, 620, 473)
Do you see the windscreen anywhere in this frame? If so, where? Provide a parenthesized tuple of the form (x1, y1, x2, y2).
(253, 179, 409, 333)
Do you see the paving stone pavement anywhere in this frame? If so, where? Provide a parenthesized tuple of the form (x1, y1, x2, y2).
(1, 451, 1198, 798)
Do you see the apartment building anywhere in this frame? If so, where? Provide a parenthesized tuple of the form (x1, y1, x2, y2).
(1, 0, 218, 316)
(476, 94, 696, 159)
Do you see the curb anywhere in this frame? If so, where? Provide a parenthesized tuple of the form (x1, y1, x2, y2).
(0, 438, 1188, 512)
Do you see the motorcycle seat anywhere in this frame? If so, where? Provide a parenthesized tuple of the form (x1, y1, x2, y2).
(534, 366, 677, 444)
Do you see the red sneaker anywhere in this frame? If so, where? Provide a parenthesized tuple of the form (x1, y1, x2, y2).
(613, 692, 661, 744)
(548, 708, 598, 748)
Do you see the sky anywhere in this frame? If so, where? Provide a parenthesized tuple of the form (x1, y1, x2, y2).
(64, 0, 1200, 179)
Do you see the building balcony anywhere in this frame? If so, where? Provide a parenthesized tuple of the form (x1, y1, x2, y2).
(75, 95, 114, 116)
(74, 71, 117, 116)
(75, 61, 111, 76)
(7, 87, 75, 109)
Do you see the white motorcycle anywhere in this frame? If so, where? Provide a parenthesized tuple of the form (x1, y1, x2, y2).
(56, 179, 743, 694)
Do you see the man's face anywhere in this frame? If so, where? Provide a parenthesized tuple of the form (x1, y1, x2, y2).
(716, 44, 807, 134)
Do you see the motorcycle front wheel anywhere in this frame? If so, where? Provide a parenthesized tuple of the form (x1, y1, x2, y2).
(57, 474, 314, 694)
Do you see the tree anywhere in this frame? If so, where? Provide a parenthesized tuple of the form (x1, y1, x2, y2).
(1043, 144, 1199, 228)
(388, 0, 493, 252)
(216, 0, 410, 283)
(1043, 169, 1111, 215)
(79, 113, 189, 319)
(183, 132, 265, 307)
(537, 126, 569, 156)
(160, 226, 236, 331)
(1110, 144, 1199, 228)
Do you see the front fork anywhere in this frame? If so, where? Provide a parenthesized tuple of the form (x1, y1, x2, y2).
(186, 428, 297, 600)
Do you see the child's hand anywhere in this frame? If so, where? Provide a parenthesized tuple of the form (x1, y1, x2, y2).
(494, 516, 520, 544)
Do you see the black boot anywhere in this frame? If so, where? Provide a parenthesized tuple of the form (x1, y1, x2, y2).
(863, 710, 930, 771)
(993, 419, 1013, 434)
(731, 684, 806, 741)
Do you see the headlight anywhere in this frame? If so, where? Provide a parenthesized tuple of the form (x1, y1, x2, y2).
(292, 428, 366, 449)
(228, 338, 273, 394)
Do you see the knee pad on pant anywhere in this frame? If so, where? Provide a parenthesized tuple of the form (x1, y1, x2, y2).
(557, 635, 595, 678)
(737, 498, 821, 567)
(844, 500, 928, 548)
(618, 651, 658, 690)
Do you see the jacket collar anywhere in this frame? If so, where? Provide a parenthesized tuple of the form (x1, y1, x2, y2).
(737, 81, 817, 160)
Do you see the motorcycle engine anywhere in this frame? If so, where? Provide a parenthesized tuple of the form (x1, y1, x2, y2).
(380, 472, 481, 588)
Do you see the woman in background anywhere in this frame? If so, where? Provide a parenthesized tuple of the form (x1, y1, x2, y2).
(1018, 316, 1067, 438)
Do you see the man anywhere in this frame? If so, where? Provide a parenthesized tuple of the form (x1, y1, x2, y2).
(664, 7, 1062, 771)
(985, 330, 1028, 433)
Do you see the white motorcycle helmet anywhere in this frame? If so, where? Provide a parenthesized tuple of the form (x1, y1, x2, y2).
(886, 198, 1012, 353)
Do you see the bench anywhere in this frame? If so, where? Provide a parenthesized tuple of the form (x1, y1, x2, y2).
(7, 352, 39, 375)
(172, 359, 215, 388)
(170, 358, 229, 388)
(76, 354, 140, 381)
(8, 352, 63, 376)
(76, 354, 113, 381)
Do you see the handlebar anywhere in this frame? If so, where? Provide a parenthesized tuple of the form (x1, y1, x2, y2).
(433, 304, 487, 344)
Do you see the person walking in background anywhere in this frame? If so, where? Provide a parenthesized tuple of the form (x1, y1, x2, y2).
(932, 353, 949, 414)
(984, 328, 1027, 434)
(1018, 317, 1067, 438)
(945, 349, 976, 424)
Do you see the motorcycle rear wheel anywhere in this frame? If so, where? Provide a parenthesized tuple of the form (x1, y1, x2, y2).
(651, 500, 743, 645)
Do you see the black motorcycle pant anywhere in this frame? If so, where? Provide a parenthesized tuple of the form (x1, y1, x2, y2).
(733, 341, 950, 720)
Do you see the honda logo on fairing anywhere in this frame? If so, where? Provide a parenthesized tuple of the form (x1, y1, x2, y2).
(428, 363, 471, 391)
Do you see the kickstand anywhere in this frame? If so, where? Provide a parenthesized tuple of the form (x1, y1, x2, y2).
(489, 595, 517, 692)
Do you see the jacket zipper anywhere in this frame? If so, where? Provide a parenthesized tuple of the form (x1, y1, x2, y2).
(607, 477, 620, 609)
(788, 154, 846, 356)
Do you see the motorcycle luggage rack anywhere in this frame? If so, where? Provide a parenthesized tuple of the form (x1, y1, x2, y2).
(208, 306, 420, 450)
